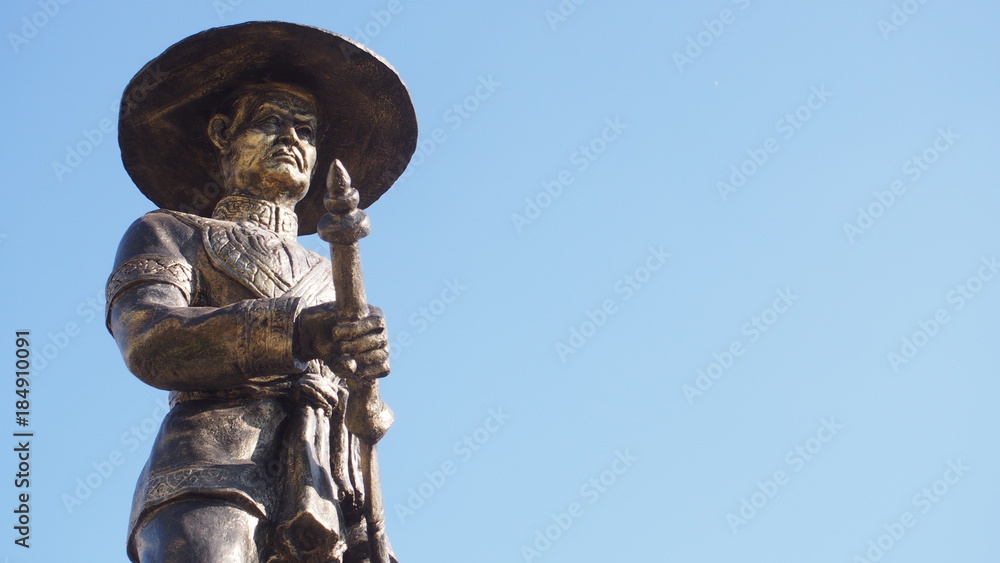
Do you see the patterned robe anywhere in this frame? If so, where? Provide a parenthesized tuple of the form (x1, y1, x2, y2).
(106, 196, 384, 563)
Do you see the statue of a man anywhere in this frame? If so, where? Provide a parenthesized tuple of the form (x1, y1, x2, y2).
(106, 22, 417, 563)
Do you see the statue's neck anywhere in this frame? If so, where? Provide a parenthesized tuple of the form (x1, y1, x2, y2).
(212, 195, 298, 238)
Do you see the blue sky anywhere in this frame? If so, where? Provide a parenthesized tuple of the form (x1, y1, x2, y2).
(2, 0, 999, 561)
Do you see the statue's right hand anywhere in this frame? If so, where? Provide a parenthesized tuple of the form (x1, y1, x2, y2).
(294, 302, 389, 378)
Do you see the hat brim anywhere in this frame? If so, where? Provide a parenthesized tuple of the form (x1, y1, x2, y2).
(118, 21, 418, 235)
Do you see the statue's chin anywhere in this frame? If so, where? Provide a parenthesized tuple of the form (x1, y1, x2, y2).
(266, 167, 311, 202)
(230, 168, 310, 204)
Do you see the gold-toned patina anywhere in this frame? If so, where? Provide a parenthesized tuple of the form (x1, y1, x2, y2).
(107, 21, 416, 563)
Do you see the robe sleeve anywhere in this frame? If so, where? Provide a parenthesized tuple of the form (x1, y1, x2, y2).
(106, 212, 307, 391)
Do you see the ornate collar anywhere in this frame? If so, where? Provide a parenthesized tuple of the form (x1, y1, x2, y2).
(212, 195, 299, 237)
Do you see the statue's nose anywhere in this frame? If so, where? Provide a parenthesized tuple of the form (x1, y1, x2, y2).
(276, 124, 297, 145)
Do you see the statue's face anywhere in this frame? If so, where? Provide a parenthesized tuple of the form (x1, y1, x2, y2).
(216, 88, 319, 205)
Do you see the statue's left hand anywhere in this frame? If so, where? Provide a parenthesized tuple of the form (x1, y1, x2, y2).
(293, 371, 345, 412)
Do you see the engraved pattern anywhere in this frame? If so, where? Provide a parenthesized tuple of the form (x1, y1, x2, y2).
(234, 298, 299, 377)
(213, 195, 299, 236)
(106, 255, 195, 304)
(158, 208, 316, 301)
(140, 466, 269, 516)
(203, 221, 328, 302)
(205, 223, 296, 299)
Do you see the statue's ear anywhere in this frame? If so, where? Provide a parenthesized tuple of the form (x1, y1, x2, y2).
(207, 114, 232, 152)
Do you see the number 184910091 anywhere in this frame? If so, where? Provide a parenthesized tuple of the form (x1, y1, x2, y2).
(14, 331, 32, 549)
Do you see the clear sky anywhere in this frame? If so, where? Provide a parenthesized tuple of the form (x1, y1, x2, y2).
(2, 0, 999, 561)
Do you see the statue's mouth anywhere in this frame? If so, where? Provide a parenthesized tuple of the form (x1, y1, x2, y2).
(270, 148, 302, 170)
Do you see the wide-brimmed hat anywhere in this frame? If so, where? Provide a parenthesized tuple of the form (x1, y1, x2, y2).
(118, 21, 418, 235)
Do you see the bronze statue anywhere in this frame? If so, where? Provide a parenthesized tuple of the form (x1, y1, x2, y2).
(106, 22, 417, 563)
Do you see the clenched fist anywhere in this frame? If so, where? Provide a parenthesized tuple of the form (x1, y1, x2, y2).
(294, 303, 390, 380)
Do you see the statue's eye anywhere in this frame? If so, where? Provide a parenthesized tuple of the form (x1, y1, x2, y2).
(257, 115, 281, 130)
(296, 126, 314, 142)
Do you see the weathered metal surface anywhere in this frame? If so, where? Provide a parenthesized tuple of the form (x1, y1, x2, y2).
(107, 21, 416, 563)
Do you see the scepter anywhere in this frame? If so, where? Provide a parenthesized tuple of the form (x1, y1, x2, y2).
(318, 159, 393, 563)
